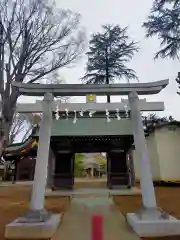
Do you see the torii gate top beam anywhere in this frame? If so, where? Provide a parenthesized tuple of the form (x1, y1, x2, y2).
(13, 79, 169, 97)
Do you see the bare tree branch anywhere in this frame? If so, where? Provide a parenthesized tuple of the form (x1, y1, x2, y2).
(0, 0, 86, 155)
(9, 113, 41, 143)
(9, 113, 27, 143)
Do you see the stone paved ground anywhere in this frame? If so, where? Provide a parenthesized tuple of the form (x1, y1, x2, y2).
(52, 197, 140, 240)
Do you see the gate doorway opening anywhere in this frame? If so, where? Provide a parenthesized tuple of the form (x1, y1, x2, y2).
(50, 135, 134, 191)
(75, 153, 106, 177)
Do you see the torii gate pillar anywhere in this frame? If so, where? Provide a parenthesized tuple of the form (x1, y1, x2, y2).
(127, 91, 180, 237)
(129, 91, 157, 209)
(5, 93, 60, 240)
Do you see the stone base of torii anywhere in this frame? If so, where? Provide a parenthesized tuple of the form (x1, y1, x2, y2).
(5, 80, 180, 239)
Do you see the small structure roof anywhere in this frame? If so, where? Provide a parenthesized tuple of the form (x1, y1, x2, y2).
(82, 159, 100, 169)
(81, 153, 105, 169)
(4, 127, 39, 157)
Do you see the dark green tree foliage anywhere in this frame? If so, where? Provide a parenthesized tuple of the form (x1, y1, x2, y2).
(176, 72, 180, 95)
(82, 25, 138, 102)
(74, 153, 85, 177)
(142, 113, 174, 135)
(143, 0, 180, 59)
(142, 113, 169, 129)
(152, 0, 180, 10)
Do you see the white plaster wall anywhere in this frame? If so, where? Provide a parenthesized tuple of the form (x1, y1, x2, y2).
(146, 133, 161, 181)
(133, 132, 160, 181)
(155, 126, 180, 181)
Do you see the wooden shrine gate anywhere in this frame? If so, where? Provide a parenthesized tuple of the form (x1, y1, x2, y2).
(49, 135, 134, 190)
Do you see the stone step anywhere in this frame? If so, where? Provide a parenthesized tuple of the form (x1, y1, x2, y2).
(45, 187, 141, 197)
(73, 193, 109, 198)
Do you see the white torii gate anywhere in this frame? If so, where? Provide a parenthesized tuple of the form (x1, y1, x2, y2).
(5, 79, 180, 239)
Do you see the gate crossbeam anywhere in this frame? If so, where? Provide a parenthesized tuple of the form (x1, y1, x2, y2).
(12, 79, 169, 97)
(15, 100, 165, 113)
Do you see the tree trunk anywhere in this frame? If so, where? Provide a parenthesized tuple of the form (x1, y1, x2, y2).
(105, 47, 110, 103)
(12, 160, 17, 184)
(107, 95, 110, 103)
(105, 72, 110, 103)
(0, 120, 13, 157)
(0, 136, 5, 159)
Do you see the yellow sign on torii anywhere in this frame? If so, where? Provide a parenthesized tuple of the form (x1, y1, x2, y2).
(86, 94, 96, 103)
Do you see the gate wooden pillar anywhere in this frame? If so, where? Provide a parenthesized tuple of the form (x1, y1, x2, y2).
(53, 151, 75, 190)
(107, 150, 130, 189)
(47, 149, 56, 188)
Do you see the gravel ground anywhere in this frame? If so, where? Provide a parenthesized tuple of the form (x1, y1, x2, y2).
(1, 183, 180, 240)
(114, 186, 180, 240)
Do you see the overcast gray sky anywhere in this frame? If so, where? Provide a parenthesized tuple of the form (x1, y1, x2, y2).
(19, 0, 180, 119)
